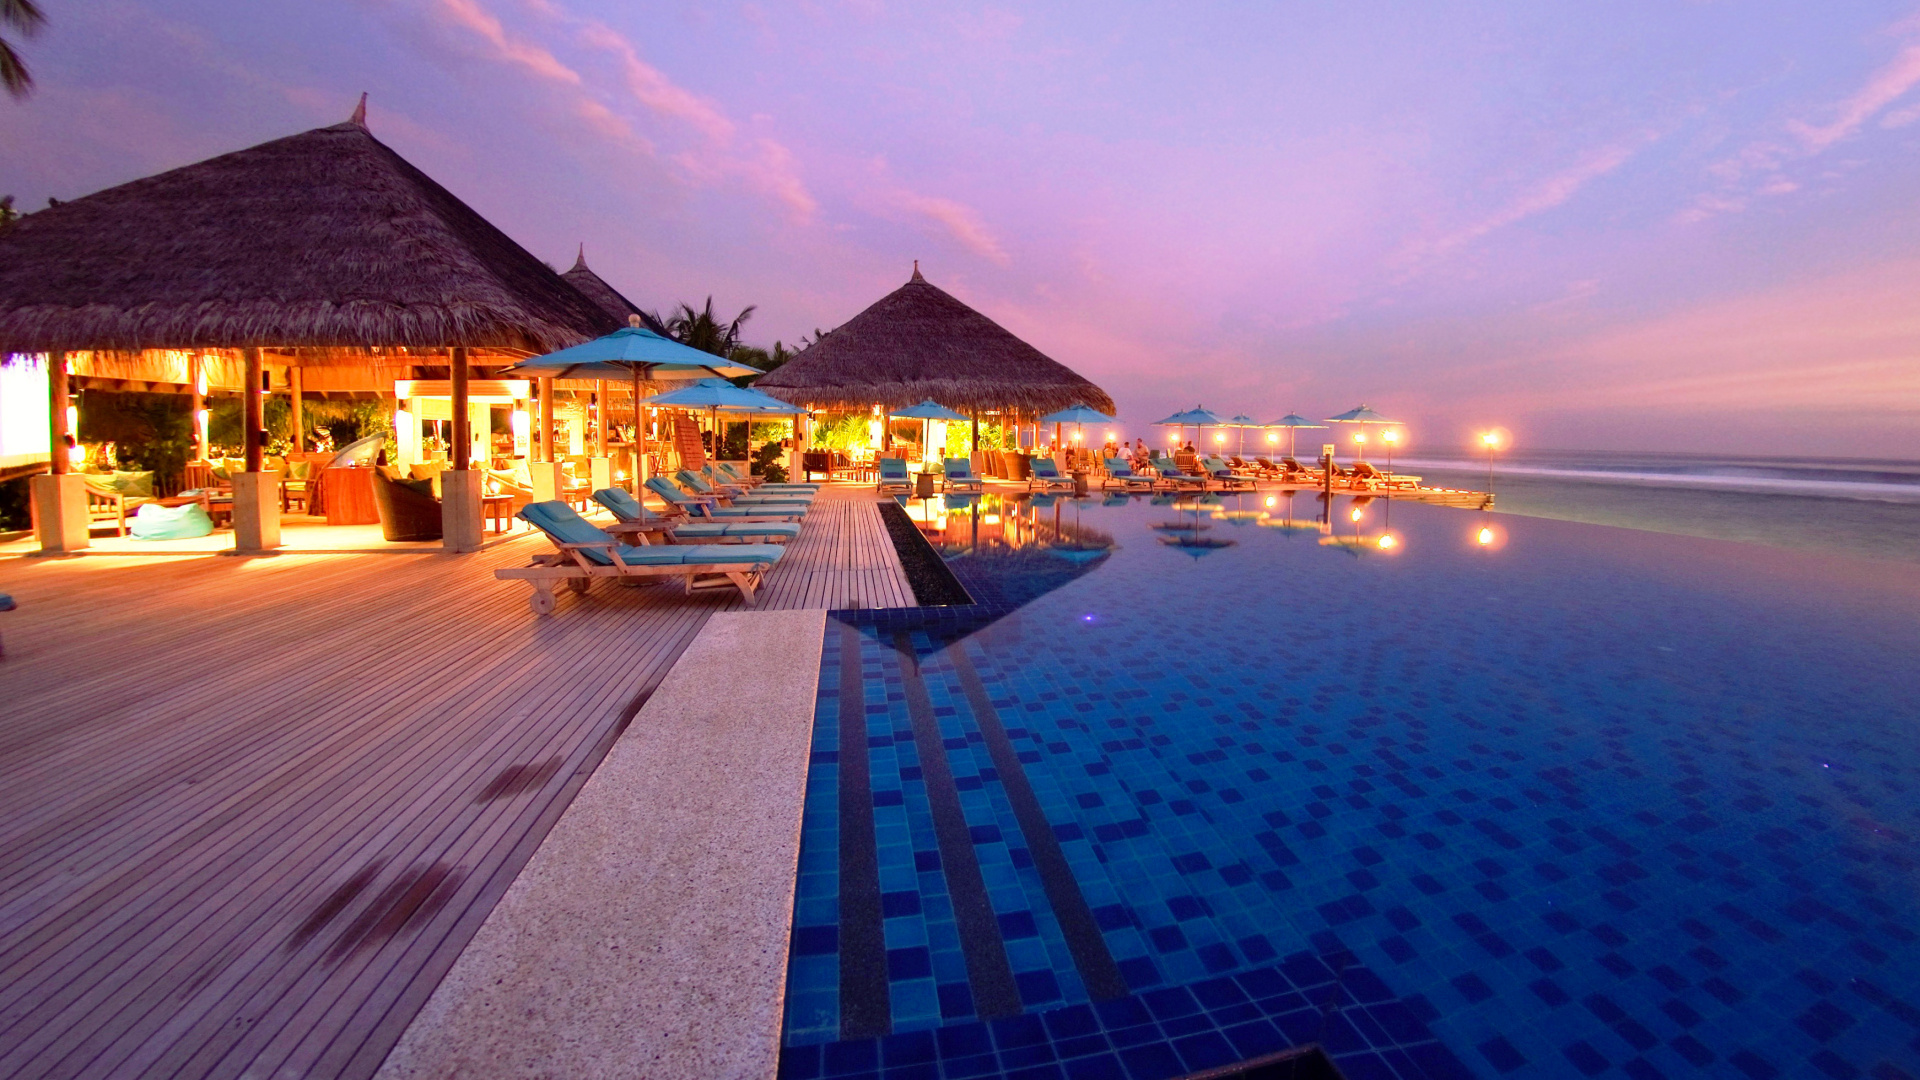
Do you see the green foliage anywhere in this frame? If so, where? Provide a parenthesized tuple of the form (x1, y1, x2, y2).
(810, 413, 870, 451)
(0, 194, 18, 233)
(1, 0, 47, 98)
(76, 391, 194, 489)
(751, 439, 787, 482)
(654, 296, 756, 357)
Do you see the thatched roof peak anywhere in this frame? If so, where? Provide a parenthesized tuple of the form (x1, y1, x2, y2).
(0, 118, 617, 356)
(756, 268, 1113, 415)
(560, 246, 667, 334)
(348, 92, 368, 129)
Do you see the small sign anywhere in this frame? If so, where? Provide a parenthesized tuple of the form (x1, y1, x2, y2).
(1322, 444, 1335, 458)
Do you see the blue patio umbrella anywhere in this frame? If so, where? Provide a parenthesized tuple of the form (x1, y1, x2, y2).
(889, 400, 970, 461)
(503, 317, 763, 488)
(636, 378, 801, 481)
(1325, 404, 1400, 462)
(1222, 414, 1261, 456)
(1153, 406, 1224, 449)
(1264, 413, 1327, 460)
(1040, 403, 1116, 451)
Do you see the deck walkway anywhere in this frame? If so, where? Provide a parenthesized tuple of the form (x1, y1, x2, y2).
(0, 484, 908, 1080)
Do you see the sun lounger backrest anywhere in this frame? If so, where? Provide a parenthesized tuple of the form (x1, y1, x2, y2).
(592, 487, 646, 520)
(1032, 458, 1061, 478)
(677, 470, 717, 493)
(520, 500, 621, 565)
(879, 458, 909, 479)
(646, 477, 694, 504)
(1104, 457, 1131, 475)
(944, 457, 974, 479)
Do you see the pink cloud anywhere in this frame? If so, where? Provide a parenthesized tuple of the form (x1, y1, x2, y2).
(578, 21, 736, 142)
(1786, 40, 1920, 149)
(898, 193, 1010, 263)
(434, 0, 581, 85)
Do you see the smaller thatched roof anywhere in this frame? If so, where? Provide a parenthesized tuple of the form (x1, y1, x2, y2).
(755, 266, 1112, 415)
(561, 247, 667, 334)
(0, 102, 616, 357)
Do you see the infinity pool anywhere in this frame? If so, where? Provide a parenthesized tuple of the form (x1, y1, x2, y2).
(778, 491, 1920, 1080)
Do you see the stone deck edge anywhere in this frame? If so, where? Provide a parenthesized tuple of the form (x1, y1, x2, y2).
(373, 607, 827, 1080)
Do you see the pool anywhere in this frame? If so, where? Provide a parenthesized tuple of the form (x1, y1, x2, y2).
(778, 491, 1920, 1080)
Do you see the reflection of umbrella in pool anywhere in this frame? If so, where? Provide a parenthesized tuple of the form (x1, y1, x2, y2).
(1263, 413, 1327, 461)
(1256, 490, 1318, 534)
(1156, 494, 1235, 555)
(890, 399, 969, 460)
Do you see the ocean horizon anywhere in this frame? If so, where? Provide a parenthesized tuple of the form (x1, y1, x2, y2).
(1381, 448, 1920, 565)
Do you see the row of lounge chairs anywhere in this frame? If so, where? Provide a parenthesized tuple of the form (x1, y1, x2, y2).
(496, 462, 821, 613)
(1102, 454, 1420, 492)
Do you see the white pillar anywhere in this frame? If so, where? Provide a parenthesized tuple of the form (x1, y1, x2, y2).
(31, 474, 89, 554)
(441, 467, 483, 553)
(232, 471, 282, 552)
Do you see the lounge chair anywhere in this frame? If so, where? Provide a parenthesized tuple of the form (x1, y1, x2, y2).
(1028, 457, 1075, 491)
(876, 457, 913, 494)
(1102, 457, 1159, 491)
(1350, 462, 1422, 490)
(82, 471, 157, 536)
(676, 469, 814, 505)
(592, 487, 800, 544)
(1153, 456, 1209, 490)
(1201, 456, 1256, 490)
(644, 477, 805, 521)
(941, 457, 983, 492)
(498, 501, 783, 612)
(1279, 457, 1324, 484)
(710, 462, 818, 492)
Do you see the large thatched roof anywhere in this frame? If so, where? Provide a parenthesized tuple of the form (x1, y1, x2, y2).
(561, 247, 667, 334)
(755, 267, 1112, 415)
(0, 107, 617, 357)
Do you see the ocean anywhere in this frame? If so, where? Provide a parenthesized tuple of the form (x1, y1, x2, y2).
(1393, 449, 1920, 565)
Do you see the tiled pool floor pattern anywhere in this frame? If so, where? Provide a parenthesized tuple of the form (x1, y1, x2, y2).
(780, 496, 1920, 1080)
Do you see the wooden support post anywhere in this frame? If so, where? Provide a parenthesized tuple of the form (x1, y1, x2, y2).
(594, 380, 608, 457)
(539, 377, 555, 463)
(451, 347, 470, 471)
(189, 354, 208, 461)
(289, 366, 304, 452)
(243, 347, 263, 473)
(49, 350, 70, 475)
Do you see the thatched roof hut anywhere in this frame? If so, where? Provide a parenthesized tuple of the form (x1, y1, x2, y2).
(561, 247, 667, 335)
(0, 106, 615, 357)
(755, 266, 1113, 416)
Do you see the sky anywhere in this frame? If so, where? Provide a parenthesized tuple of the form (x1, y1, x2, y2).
(4, 1, 1919, 458)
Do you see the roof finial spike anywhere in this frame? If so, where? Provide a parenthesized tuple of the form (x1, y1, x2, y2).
(572, 243, 588, 270)
(910, 259, 925, 283)
(628, 314, 643, 329)
(349, 92, 368, 129)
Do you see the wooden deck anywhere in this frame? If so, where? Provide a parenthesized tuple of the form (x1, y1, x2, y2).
(0, 484, 909, 1080)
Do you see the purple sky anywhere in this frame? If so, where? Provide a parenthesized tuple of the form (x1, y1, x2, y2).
(6, 2, 1920, 457)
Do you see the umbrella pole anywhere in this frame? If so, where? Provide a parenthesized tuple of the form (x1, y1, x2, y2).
(632, 367, 646, 493)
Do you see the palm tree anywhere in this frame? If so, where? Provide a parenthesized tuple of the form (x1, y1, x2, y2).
(1, 0, 47, 99)
(654, 296, 756, 358)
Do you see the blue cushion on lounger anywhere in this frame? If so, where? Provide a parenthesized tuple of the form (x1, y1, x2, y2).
(675, 543, 783, 564)
(592, 487, 647, 520)
(129, 501, 215, 540)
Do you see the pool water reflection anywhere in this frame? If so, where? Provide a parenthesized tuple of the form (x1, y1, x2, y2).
(780, 491, 1920, 1080)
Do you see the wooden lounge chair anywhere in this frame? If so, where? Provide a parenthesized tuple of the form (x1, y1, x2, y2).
(876, 457, 913, 494)
(497, 500, 784, 613)
(1028, 457, 1076, 491)
(1350, 462, 1422, 490)
(1280, 457, 1325, 484)
(81, 471, 157, 536)
(1152, 456, 1209, 490)
(676, 469, 814, 505)
(710, 462, 818, 493)
(644, 477, 805, 522)
(1201, 456, 1256, 490)
(591, 488, 800, 544)
(941, 457, 984, 492)
(1102, 457, 1160, 491)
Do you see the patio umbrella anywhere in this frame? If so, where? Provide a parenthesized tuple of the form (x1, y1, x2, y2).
(1152, 406, 1224, 450)
(504, 317, 763, 488)
(645, 379, 805, 472)
(1324, 404, 1400, 463)
(891, 399, 970, 461)
(1222, 414, 1261, 457)
(1039, 403, 1115, 453)
(1264, 413, 1326, 460)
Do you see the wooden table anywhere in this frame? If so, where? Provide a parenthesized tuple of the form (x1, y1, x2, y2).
(483, 494, 516, 534)
(324, 466, 380, 526)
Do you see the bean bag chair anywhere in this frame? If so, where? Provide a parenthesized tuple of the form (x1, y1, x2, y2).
(129, 501, 215, 540)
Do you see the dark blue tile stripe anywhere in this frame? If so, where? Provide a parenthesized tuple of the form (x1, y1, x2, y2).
(947, 643, 1129, 1001)
(838, 620, 890, 1038)
(893, 632, 1024, 1021)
